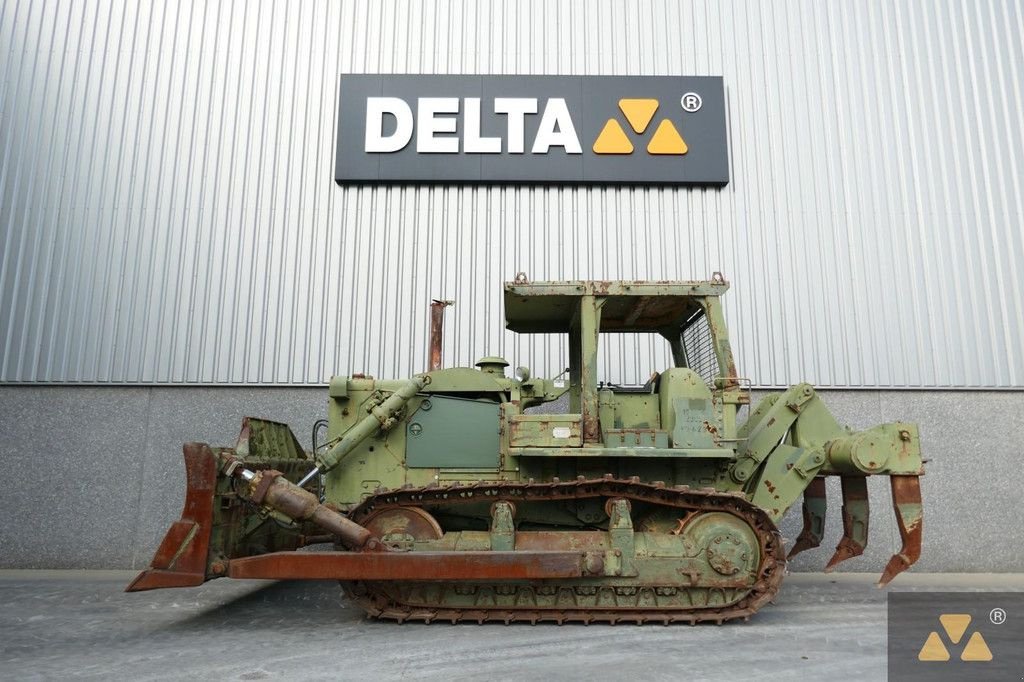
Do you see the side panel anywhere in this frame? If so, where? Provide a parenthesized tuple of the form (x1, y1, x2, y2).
(509, 414, 583, 447)
(406, 396, 500, 468)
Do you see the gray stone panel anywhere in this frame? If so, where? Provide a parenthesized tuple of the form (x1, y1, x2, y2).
(0, 387, 150, 568)
(0, 387, 326, 569)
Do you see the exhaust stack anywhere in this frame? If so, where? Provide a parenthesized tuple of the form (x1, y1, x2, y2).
(428, 299, 454, 371)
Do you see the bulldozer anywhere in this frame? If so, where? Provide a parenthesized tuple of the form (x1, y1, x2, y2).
(128, 276, 924, 623)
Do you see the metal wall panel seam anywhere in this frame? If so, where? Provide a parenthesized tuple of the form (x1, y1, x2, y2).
(39, 2, 88, 381)
(0, 0, 46, 378)
(134, 0, 179, 383)
(197, 0, 234, 384)
(15, 0, 70, 381)
(23, 2, 73, 381)
(975, 0, 1024, 383)
(1, 0, 1022, 387)
(952, 0, 1010, 386)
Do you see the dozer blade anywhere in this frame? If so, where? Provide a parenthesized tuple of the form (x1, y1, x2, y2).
(824, 476, 869, 572)
(126, 419, 319, 593)
(878, 475, 923, 587)
(126, 443, 217, 591)
(788, 477, 826, 559)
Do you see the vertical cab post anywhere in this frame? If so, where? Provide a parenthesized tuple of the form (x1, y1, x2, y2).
(702, 295, 739, 385)
(577, 294, 604, 443)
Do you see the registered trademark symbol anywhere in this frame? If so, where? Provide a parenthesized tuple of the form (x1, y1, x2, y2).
(990, 607, 1006, 625)
(681, 92, 703, 113)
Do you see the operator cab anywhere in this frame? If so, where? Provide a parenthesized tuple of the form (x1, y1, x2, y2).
(503, 275, 746, 453)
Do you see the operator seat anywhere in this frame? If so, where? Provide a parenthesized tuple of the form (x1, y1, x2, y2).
(658, 368, 718, 449)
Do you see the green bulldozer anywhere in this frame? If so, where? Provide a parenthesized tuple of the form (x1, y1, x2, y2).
(128, 276, 924, 623)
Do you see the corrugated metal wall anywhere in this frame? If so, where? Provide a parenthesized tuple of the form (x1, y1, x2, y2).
(1, 0, 1021, 388)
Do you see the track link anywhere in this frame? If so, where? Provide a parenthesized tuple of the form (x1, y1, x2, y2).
(345, 477, 785, 624)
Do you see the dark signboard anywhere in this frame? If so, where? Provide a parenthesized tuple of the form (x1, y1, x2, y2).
(335, 75, 729, 186)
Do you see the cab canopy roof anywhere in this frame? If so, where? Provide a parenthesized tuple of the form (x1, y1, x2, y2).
(503, 279, 728, 334)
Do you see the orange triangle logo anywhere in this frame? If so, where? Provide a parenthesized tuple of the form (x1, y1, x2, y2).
(592, 119, 633, 154)
(917, 631, 950, 661)
(939, 614, 971, 644)
(618, 99, 659, 134)
(960, 632, 993, 662)
(646, 119, 688, 155)
(918, 614, 994, 663)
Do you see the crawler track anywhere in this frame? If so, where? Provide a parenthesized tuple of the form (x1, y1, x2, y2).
(345, 477, 785, 624)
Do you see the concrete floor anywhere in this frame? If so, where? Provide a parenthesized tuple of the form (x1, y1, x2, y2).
(1, 572, 1022, 681)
